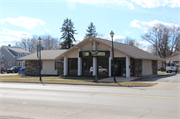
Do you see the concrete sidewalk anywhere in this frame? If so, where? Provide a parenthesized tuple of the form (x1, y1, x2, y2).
(98, 76, 142, 83)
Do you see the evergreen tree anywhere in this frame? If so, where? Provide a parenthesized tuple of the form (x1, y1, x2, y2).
(85, 22, 97, 38)
(60, 18, 77, 49)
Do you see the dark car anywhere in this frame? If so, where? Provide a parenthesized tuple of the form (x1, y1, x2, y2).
(0, 66, 6, 74)
(18, 67, 25, 75)
(7, 66, 22, 73)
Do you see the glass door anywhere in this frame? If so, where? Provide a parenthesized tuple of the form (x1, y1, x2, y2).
(82, 58, 93, 76)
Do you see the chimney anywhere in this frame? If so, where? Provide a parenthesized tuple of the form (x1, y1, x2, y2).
(8, 44, 11, 47)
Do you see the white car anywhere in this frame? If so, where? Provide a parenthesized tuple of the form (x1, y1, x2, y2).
(89, 66, 107, 74)
(166, 63, 179, 73)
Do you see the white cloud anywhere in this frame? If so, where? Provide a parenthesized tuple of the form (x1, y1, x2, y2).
(130, 19, 180, 31)
(0, 17, 45, 29)
(131, 0, 180, 8)
(136, 41, 151, 46)
(68, 0, 134, 9)
(0, 36, 21, 42)
(0, 28, 33, 45)
(0, 28, 32, 39)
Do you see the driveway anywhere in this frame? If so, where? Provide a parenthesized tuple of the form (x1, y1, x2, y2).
(0, 73, 18, 76)
(132, 73, 180, 83)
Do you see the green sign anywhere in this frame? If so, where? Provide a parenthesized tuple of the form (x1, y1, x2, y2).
(90, 51, 105, 56)
(79, 51, 109, 57)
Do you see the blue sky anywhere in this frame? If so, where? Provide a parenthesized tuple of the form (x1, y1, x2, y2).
(0, 0, 180, 50)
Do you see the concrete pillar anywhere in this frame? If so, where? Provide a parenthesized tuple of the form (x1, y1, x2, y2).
(64, 56, 68, 76)
(126, 55, 130, 77)
(78, 48, 82, 76)
(93, 41, 96, 51)
(109, 48, 112, 77)
(93, 41, 97, 76)
(93, 57, 97, 76)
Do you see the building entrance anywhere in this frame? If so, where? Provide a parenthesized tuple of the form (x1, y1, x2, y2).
(111, 58, 126, 77)
(82, 58, 93, 76)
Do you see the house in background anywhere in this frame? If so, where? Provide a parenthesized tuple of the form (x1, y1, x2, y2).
(164, 52, 180, 65)
(19, 37, 162, 77)
(0, 45, 30, 69)
(158, 52, 180, 70)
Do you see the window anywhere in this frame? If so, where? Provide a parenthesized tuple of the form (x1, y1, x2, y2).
(97, 58, 109, 76)
(8, 61, 12, 66)
(68, 58, 78, 75)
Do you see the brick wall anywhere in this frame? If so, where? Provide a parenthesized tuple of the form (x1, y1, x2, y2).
(134, 59, 142, 77)
(25, 60, 40, 75)
(152, 60, 157, 75)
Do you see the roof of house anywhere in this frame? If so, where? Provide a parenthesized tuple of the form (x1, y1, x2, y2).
(164, 52, 180, 59)
(56, 37, 163, 61)
(95, 38, 162, 60)
(8, 47, 30, 53)
(1, 46, 30, 57)
(18, 50, 67, 60)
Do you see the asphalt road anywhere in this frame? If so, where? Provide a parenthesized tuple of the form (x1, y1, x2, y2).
(0, 82, 179, 119)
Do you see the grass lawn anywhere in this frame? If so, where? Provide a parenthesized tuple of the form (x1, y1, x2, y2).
(0, 75, 157, 87)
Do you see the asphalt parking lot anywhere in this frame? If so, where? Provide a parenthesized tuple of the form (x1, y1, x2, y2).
(133, 73, 180, 83)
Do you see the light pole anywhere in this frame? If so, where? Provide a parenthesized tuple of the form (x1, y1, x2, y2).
(38, 37, 42, 83)
(110, 31, 117, 83)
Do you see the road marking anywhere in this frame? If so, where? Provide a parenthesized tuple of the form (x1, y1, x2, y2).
(22, 102, 27, 104)
(104, 93, 177, 99)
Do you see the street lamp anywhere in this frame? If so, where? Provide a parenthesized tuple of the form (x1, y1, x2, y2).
(110, 31, 117, 83)
(38, 37, 42, 83)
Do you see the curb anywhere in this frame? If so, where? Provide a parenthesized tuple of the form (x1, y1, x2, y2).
(0, 81, 156, 87)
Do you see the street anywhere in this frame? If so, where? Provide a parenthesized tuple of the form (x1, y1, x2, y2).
(0, 80, 179, 119)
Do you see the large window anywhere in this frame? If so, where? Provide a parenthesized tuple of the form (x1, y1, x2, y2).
(82, 58, 93, 76)
(68, 58, 78, 75)
(111, 58, 126, 77)
(97, 58, 109, 76)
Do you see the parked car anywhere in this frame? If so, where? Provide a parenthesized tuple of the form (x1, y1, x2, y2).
(0, 66, 6, 74)
(6, 66, 22, 73)
(89, 66, 108, 74)
(18, 67, 25, 75)
(166, 63, 179, 73)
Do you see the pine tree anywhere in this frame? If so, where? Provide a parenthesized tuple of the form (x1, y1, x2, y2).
(60, 18, 77, 49)
(85, 22, 97, 38)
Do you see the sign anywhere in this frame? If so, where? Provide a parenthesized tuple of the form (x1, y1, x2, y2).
(79, 51, 110, 57)
(82, 52, 89, 56)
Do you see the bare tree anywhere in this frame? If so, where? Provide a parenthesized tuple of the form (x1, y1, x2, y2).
(141, 23, 180, 58)
(41, 35, 59, 50)
(16, 34, 60, 52)
(16, 36, 38, 53)
(123, 37, 136, 46)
